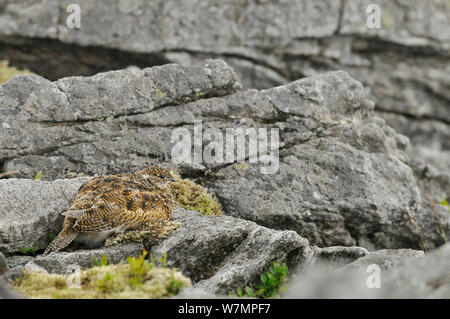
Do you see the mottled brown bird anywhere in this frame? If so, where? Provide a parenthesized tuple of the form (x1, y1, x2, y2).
(44, 166, 175, 254)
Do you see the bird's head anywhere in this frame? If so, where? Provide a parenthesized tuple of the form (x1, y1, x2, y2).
(134, 166, 176, 189)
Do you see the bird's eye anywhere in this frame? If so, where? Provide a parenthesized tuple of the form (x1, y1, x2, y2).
(159, 175, 166, 179)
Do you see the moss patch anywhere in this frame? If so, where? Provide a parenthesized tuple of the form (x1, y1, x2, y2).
(0, 60, 31, 84)
(13, 252, 190, 299)
(169, 171, 223, 216)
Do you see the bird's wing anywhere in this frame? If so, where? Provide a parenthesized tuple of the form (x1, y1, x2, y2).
(71, 206, 116, 232)
(76, 174, 130, 194)
(69, 175, 134, 210)
(68, 186, 171, 232)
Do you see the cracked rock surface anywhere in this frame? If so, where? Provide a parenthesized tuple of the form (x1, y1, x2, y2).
(284, 242, 449, 298)
(0, 177, 311, 294)
(0, 0, 448, 179)
(1, 60, 448, 254)
(0, 0, 448, 299)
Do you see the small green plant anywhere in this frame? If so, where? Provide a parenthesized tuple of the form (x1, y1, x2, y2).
(441, 196, 449, 212)
(48, 234, 56, 242)
(20, 245, 39, 256)
(158, 252, 168, 268)
(97, 272, 115, 293)
(167, 271, 184, 295)
(34, 171, 42, 180)
(91, 254, 108, 267)
(236, 261, 289, 299)
(236, 286, 259, 298)
(427, 194, 448, 244)
(127, 250, 153, 287)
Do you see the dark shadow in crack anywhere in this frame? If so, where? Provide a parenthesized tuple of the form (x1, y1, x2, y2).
(0, 35, 171, 81)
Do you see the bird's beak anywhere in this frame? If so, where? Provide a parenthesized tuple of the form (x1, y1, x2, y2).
(169, 176, 176, 182)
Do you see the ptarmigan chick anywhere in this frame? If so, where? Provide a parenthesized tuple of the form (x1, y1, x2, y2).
(44, 166, 176, 254)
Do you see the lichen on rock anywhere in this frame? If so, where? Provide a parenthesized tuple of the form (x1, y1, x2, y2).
(169, 172, 223, 216)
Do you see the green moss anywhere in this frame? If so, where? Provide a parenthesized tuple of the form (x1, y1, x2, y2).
(382, 10, 395, 29)
(13, 252, 191, 299)
(169, 171, 223, 216)
(0, 60, 31, 84)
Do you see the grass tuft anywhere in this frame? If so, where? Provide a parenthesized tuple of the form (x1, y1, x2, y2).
(13, 251, 190, 299)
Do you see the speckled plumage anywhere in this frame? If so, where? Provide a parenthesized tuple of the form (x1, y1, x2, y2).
(44, 166, 175, 254)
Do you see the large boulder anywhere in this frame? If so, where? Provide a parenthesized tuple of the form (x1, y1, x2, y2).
(344, 248, 424, 270)
(152, 208, 311, 295)
(0, 60, 448, 250)
(0, 178, 90, 253)
(0, 59, 240, 179)
(0, 252, 7, 276)
(0, 0, 448, 172)
(30, 243, 144, 274)
(284, 242, 450, 298)
(0, 177, 311, 294)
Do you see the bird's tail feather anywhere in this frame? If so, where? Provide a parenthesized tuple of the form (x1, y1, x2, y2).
(43, 228, 79, 255)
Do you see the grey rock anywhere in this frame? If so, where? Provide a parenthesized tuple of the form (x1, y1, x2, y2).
(0, 1, 448, 190)
(378, 114, 450, 251)
(152, 207, 312, 295)
(170, 287, 226, 299)
(312, 246, 370, 267)
(0, 266, 24, 284)
(0, 252, 8, 275)
(283, 263, 374, 299)
(0, 279, 23, 299)
(284, 242, 450, 298)
(0, 1, 342, 50)
(379, 113, 450, 175)
(5, 256, 34, 269)
(0, 61, 448, 251)
(0, 0, 447, 127)
(0, 177, 90, 253)
(0, 59, 239, 180)
(346, 248, 424, 271)
(0, 174, 311, 294)
(23, 261, 48, 274)
(1, 244, 144, 280)
(378, 113, 450, 225)
(340, 0, 450, 46)
(211, 139, 423, 249)
(32, 243, 144, 274)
